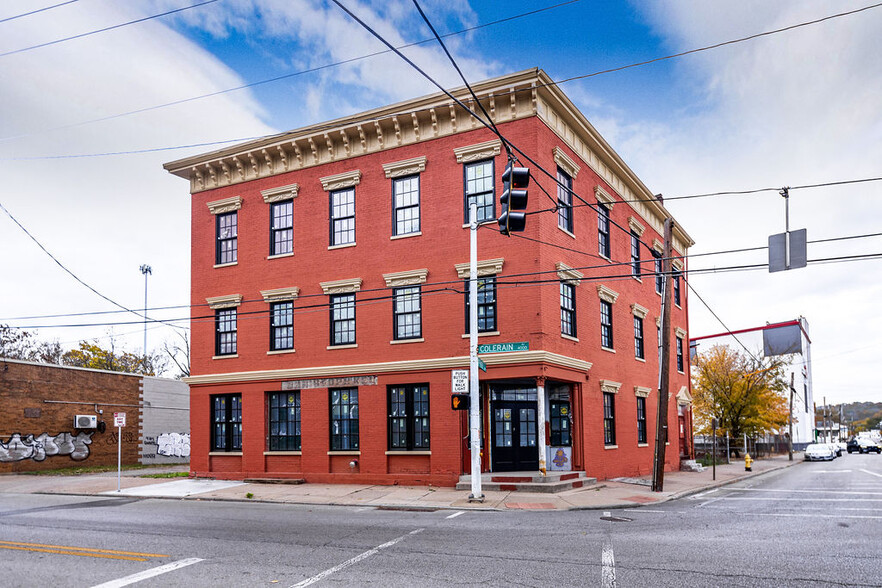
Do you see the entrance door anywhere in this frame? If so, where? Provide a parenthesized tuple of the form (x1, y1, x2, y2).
(679, 414, 687, 457)
(491, 400, 539, 471)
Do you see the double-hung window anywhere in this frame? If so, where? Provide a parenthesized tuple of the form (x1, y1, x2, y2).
(676, 336, 684, 372)
(216, 212, 238, 264)
(636, 396, 647, 444)
(393, 286, 421, 340)
(270, 302, 293, 351)
(393, 175, 420, 236)
(557, 168, 573, 233)
(630, 231, 641, 277)
(330, 388, 358, 451)
(465, 277, 497, 333)
(464, 160, 494, 223)
(654, 253, 664, 294)
(215, 308, 237, 356)
(603, 392, 616, 446)
(560, 282, 576, 337)
(270, 200, 293, 255)
(212, 393, 242, 451)
(330, 188, 355, 246)
(600, 299, 613, 349)
(330, 294, 356, 346)
(674, 270, 682, 306)
(634, 316, 645, 359)
(388, 384, 430, 450)
(597, 204, 611, 258)
(267, 391, 300, 451)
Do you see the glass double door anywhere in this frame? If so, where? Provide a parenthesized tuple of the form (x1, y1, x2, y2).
(491, 385, 539, 472)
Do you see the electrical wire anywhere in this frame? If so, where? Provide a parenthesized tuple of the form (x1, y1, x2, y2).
(0, 1, 80, 24)
(0, 0, 221, 59)
(686, 281, 760, 363)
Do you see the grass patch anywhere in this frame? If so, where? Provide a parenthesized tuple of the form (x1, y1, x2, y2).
(140, 471, 190, 479)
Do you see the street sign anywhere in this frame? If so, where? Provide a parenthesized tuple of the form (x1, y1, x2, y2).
(477, 342, 529, 354)
(478, 358, 487, 372)
(451, 369, 468, 393)
(114, 412, 126, 427)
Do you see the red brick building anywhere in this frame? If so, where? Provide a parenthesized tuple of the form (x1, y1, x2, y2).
(164, 68, 694, 487)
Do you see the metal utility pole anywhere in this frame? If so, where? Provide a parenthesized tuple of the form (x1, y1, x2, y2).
(139, 264, 152, 359)
(788, 372, 794, 461)
(467, 203, 483, 502)
(651, 217, 673, 492)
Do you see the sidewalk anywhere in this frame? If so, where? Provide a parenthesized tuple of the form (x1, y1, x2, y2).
(0, 456, 800, 511)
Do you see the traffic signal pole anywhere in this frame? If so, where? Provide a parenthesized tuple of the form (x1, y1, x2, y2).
(468, 203, 484, 502)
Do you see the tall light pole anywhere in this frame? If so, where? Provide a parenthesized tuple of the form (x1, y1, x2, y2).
(139, 264, 152, 360)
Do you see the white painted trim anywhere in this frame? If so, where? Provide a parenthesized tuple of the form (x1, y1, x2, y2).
(390, 231, 421, 240)
(267, 349, 297, 356)
(213, 262, 238, 269)
(267, 252, 294, 260)
(390, 338, 425, 345)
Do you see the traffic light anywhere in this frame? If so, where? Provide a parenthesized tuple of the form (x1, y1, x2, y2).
(451, 393, 470, 410)
(498, 162, 529, 235)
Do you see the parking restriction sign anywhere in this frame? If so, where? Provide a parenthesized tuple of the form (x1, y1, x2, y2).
(114, 412, 126, 427)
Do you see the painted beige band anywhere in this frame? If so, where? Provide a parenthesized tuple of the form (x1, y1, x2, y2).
(596, 284, 619, 304)
(261, 183, 299, 203)
(260, 287, 300, 302)
(320, 169, 361, 191)
(453, 139, 501, 163)
(383, 268, 428, 287)
(382, 156, 427, 178)
(553, 146, 580, 178)
(206, 294, 242, 309)
(454, 258, 504, 279)
(185, 350, 593, 385)
(320, 277, 362, 294)
(206, 196, 242, 215)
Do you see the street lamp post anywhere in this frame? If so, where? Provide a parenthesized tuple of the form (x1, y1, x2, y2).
(139, 264, 152, 361)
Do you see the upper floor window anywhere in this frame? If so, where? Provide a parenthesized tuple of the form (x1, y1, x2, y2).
(603, 391, 616, 446)
(393, 286, 422, 340)
(674, 270, 682, 306)
(634, 316, 645, 359)
(215, 308, 237, 356)
(216, 211, 238, 265)
(637, 396, 647, 444)
(676, 336, 684, 372)
(464, 160, 494, 223)
(267, 391, 300, 451)
(560, 282, 576, 337)
(330, 294, 356, 346)
(393, 175, 420, 236)
(270, 302, 293, 351)
(270, 200, 293, 255)
(630, 231, 641, 277)
(212, 393, 242, 451)
(597, 204, 611, 258)
(600, 299, 613, 349)
(654, 252, 664, 294)
(465, 277, 497, 333)
(330, 388, 359, 451)
(330, 188, 355, 246)
(557, 168, 573, 233)
(388, 384, 430, 450)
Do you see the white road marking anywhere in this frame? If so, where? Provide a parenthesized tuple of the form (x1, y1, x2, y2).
(601, 539, 616, 588)
(90, 558, 203, 588)
(701, 497, 882, 502)
(810, 470, 851, 473)
(633, 509, 666, 513)
(446, 511, 465, 519)
(740, 512, 882, 520)
(860, 469, 882, 479)
(690, 489, 719, 500)
(291, 528, 424, 588)
(718, 487, 882, 496)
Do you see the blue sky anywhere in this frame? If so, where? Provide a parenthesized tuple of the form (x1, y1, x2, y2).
(1, 0, 881, 406)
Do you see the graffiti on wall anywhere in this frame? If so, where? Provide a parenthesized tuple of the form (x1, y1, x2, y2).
(0, 432, 94, 462)
(143, 432, 190, 459)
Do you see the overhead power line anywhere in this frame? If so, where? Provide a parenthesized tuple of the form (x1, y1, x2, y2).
(0, 1, 80, 24)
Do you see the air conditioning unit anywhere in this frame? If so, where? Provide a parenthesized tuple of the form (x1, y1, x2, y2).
(75, 414, 98, 429)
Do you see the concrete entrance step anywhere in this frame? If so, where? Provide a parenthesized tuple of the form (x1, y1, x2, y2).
(456, 471, 597, 493)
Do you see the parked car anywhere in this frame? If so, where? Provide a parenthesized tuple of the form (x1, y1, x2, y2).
(846, 437, 881, 454)
(836, 442, 847, 455)
(805, 443, 836, 461)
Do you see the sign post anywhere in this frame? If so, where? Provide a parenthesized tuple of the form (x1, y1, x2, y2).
(114, 412, 126, 492)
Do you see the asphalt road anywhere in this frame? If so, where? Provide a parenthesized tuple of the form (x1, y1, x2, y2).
(0, 454, 880, 587)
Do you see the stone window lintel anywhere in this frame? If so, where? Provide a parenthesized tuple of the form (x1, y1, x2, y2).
(206, 294, 242, 309)
(553, 146, 580, 178)
(320, 170, 361, 191)
(260, 287, 300, 303)
(383, 268, 429, 288)
(320, 278, 362, 295)
(383, 156, 427, 178)
(453, 139, 501, 163)
(207, 196, 242, 215)
(454, 258, 504, 279)
(596, 284, 620, 304)
(261, 183, 299, 203)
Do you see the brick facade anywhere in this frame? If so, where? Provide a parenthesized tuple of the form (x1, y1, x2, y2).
(165, 68, 695, 486)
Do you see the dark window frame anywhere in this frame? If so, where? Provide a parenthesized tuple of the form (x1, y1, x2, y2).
(557, 167, 573, 233)
(211, 393, 242, 451)
(216, 211, 238, 265)
(630, 231, 641, 277)
(677, 336, 684, 372)
(560, 282, 577, 337)
(550, 401, 572, 446)
(270, 301, 293, 351)
(393, 285, 422, 340)
(465, 276, 497, 334)
(330, 387, 359, 451)
(267, 391, 300, 451)
(329, 188, 356, 246)
(597, 203, 611, 258)
(634, 315, 645, 359)
(270, 200, 293, 256)
(654, 252, 664, 294)
(387, 384, 430, 451)
(392, 174, 421, 236)
(600, 299, 613, 349)
(637, 396, 647, 444)
(215, 308, 237, 356)
(329, 293, 356, 346)
(603, 392, 616, 446)
(463, 159, 495, 224)
(674, 270, 682, 306)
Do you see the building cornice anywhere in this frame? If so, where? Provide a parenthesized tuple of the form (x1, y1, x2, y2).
(185, 350, 592, 385)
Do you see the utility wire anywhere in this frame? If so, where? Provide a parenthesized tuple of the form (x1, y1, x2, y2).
(686, 281, 760, 363)
(0, 1, 80, 24)
(0, 0, 221, 59)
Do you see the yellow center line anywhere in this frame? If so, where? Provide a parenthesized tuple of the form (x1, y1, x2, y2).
(0, 540, 168, 558)
(0, 545, 149, 561)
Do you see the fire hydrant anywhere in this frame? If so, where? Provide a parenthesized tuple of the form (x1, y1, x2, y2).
(745, 453, 753, 472)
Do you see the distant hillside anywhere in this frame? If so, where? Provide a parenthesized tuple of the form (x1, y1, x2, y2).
(816, 402, 882, 432)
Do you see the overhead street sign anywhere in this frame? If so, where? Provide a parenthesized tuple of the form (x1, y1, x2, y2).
(477, 342, 529, 354)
